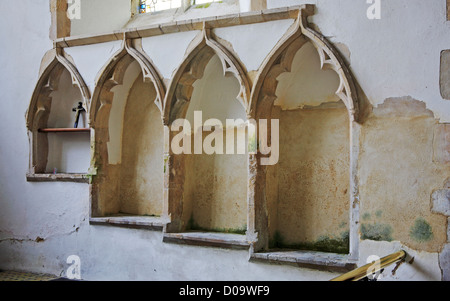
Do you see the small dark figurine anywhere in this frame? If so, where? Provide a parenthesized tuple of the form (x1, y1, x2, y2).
(72, 102, 85, 128)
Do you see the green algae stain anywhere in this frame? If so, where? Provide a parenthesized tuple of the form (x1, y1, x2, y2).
(186, 216, 246, 235)
(410, 218, 433, 242)
(269, 231, 349, 254)
(362, 212, 371, 221)
(361, 223, 393, 242)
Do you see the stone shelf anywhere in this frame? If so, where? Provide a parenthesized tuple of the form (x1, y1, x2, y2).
(38, 128, 90, 133)
(250, 250, 357, 273)
(163, 232, 250, 250)
(90, 215, 165, 231)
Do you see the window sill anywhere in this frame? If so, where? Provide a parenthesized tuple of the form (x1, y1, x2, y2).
(89, 215, 165, 230)
(163, 232, 250, 250)
(250, 250, 357, 273)
(26, 173, 89, 183)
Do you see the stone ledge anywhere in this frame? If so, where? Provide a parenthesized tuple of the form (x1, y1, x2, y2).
(163, 232, 250, 250)
(26, 173, 89, 183)
(250, 250, 357, 273)
(90, 216, 165, 230)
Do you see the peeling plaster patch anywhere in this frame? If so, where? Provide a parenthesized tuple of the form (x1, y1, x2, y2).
(373, 96, 434, 118)
(410, 218, 434, 243)
(359, 96, 447, 252)
(441, 50, 450, 100)
(334, 42, 351, 66)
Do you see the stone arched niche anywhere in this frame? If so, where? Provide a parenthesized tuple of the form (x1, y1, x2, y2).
(268, 41, 351, 253)
(162, 28, 252, 248)
(26, 48, 91, 182)
(89, 39, 166, 227)
(248, 8, 360, 269)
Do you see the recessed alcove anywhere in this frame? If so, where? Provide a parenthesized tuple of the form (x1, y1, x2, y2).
(90, 57, 165, 229)
(250, 40, 356, 270)
(266, 42, 351, 254)
(164, 53, 250, 248)
(26, 53, 91, 183)
(45, 68, 90, 175)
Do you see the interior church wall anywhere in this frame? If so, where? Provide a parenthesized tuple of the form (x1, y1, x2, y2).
(0, 0, 448, 281)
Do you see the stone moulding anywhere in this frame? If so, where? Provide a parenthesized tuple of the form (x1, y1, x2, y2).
(26, 47, 90, 180)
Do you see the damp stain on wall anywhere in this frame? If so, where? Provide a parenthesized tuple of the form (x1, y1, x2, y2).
(269, 230, 350, 254)
(361, 223, 393, 242)
(410, 217, 434, 242)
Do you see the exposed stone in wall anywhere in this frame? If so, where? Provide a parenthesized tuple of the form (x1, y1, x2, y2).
(433, 123, 450, 164)
(447, 0, 450, 21)
(432, 189, 450, 216)
(440, 243, 450, 281)
(441, 50, 450, 100)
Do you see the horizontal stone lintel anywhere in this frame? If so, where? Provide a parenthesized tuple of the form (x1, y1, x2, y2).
(54, 5, 313, 48)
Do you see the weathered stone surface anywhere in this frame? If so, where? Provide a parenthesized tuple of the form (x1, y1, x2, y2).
(433, 123, 450, 164)
(448, 0, 450, 21)
(440, 243, 450, 281)
(448, 217, 450, 242)
(431, 189, 450, 216)
(441, 50, 450, 100)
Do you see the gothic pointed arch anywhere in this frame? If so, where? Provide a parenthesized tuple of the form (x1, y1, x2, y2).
(249, 7, 360, 122)
(89, 38, 166, 128)
(26, 47, 90, 176)
(26, 47, 90, 131)
(88, 38, 167, 220)
(162, 26, 251, 125)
